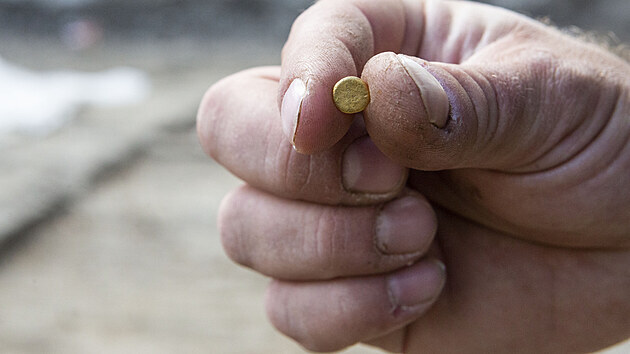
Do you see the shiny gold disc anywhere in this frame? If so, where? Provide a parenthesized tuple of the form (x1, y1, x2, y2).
(332, 76, 370, 114)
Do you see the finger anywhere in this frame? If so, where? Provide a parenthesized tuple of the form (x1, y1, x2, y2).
(197, 67, 407, 206)
(265, 259, 446, 352)
(278, 0, 406, 154)
(401, 211, 630, 353)
(219, 185, 437, 280)
(277, 0, 531, 154)
(361, 33, 627, 172)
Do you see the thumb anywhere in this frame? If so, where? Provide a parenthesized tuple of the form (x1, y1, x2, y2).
(361, 48, 624, 172)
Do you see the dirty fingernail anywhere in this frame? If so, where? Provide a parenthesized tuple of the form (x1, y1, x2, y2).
(376, 196, 437, 255)
(342, 136, 406, 194)
(281, 78, 307, 144)
(397, 54, 449, 128)
(387, 259, 446, 313)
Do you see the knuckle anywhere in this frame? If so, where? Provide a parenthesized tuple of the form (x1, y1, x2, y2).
(278, 151, 344, 205)
(266, 284, 346, 353)
(265, 282, 316, 349)
(254, 121, 315, 201)
(196, 81, 226, 159)
(217, 189, 252, 268)
(280, 151, 313, 197)
(304, 209, 350, 276)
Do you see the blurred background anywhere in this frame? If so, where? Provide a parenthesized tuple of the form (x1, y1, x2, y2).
(0, 0, 628, 353)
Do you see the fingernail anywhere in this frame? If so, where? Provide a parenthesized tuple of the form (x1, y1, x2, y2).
(396, 54, 449, 128)
(387, 259, 446, 313)
(342, 136, 406, 194)
(281, 78, 307, 144)
(376, 196, 437, 255)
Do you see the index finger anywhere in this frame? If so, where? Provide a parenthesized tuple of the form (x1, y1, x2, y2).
(278, 0, 407, 154)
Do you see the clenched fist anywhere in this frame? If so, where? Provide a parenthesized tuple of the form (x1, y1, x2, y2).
(197, 0, 630, 352)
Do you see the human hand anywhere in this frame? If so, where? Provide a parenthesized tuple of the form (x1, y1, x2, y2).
(198, 0, 630, 352)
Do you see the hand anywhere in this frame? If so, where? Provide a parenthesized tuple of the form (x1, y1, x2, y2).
(197, 0, 630, 352)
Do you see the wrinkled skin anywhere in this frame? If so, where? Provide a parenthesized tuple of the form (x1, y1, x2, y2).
(197, 0, 630, 352)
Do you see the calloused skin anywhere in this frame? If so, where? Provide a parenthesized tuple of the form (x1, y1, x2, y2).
(197, 0, 630, 352)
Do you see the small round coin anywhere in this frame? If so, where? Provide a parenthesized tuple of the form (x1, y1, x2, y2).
(332, 76, 370, 114)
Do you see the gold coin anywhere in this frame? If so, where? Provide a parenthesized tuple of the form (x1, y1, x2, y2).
(332, 76, 370, 114)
